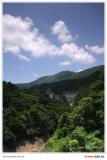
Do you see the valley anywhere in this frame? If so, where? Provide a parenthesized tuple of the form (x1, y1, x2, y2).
(3, 65, 104, 152)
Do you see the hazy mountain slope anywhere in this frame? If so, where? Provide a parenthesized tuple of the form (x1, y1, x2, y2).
(71, 65, 104, 79)
(16, 71, 75, 89)
(16, 65, 104, 89)
(30, 66, 104, 93)
(33, 71, 75, 84)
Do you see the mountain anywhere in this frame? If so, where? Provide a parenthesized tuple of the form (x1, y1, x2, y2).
(16, 65, 104, 89)
(16, 71, 75, 89)
(29, 65, 104, 106)
(31, 66, 104, 92)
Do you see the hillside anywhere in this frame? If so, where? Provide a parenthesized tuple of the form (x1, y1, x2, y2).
(16, 65, 104, 89)
(31, 69, 103, 92)
(3, 81, 69, 152)
(29, 65, 104, 106)
(3, 65, 104, 152)
(44, 72, 104, 152)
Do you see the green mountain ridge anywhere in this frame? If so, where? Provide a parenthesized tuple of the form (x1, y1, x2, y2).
(16, 71, 75, 89)
(30, 67, 103, 94)
(16, 65, 104, 89)
(29, 65, 104, 105)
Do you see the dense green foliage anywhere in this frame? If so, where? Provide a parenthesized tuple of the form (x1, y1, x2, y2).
(3, 65, 104, 152)
(44, 75, 104, 152)
(3, 82, 69, 151)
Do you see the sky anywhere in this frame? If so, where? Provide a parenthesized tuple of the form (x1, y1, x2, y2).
(3, 3, 104, 83)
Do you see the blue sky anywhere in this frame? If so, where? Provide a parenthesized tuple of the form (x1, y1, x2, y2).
(3, 3, 104, 83)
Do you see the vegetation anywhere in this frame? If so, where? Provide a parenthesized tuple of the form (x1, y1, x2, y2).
(44, 74, 104, 152)
(3, 65, 104, 152)
(3, 82, 69, 151)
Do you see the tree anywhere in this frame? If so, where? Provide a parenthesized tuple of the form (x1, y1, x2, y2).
(85, 131, 104, 152)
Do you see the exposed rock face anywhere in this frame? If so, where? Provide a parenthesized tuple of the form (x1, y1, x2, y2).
(46, 89, 76, 106)
(49, 92, 55, 99)
(63, 91, 77, 106)
(47, 89, 64, 102)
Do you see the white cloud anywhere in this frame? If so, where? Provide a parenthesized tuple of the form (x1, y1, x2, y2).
(59, 61, 71, 66)
(3, 14, 99, 65)
(58, 43, 95, 63)
(3, 14, 56, 61)
(16, 54, 31, 62)
(4, 45, 20, 54)
(85, 44, 104, 54)
(33, 73, 39, 78)
(51, 20, 73, 43)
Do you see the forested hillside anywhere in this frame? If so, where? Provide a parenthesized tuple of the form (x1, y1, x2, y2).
(3, 65, 104, 152)
(3, 82, 69, 151)
(44, 76, 104, 152)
